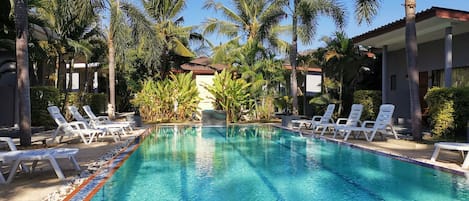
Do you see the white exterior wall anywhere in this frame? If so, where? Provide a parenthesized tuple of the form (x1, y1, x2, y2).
(196, 75, 215, 111)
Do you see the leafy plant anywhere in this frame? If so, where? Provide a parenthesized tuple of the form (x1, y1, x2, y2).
(353, 90, 381, 120)
(425, 87, 469, 138)
(205, 69, 251, 122)
(132, 72, 200, 122)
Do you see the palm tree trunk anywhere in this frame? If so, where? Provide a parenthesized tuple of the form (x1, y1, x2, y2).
(108, 34, 116, 118)
(289, 0, 299, 115)
(405, 0, 422, 141)
(15, 0, 32, 146)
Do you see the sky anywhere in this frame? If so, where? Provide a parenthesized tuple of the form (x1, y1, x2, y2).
(177, 0, 469, 53)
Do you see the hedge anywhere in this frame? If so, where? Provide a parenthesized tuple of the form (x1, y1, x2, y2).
(31, 86, 61, 128)
(30, 86, 107, 128)
(353, 90, 382, 120)
(425, 87, 469, 138)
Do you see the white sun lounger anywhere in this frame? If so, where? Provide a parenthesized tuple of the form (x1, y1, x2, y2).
(68, 105, 126, 137)
(0, 137, 80, 184)
(431, 142, 469, 169)
(342, 104, 398, 142)
(82, 105, 133, 132)
(292, 104, 335, 131)
(48, 106, 104, 144)
(319, 104, 363, 138)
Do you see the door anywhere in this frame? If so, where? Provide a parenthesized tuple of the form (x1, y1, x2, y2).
(419, 72, 428, 114)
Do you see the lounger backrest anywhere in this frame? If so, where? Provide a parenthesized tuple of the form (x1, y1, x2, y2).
(68, 106, 86, 122)
(346, 104, 363, 126)
(83, 105, 98, 119)
(373, 104, 395, 129)
(47, 106, 73, 132)
(319, 104, 335, 124)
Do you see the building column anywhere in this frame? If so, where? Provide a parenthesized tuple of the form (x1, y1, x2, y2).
(382, 45, 388, 103)
(444, 26, 453, 87)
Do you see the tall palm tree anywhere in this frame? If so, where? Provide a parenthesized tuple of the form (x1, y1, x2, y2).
(404, 0, 421, 141)
(203, 0, 289, 68)
(15, 0, 32, 146)
(354, 0, 421, 140)
(142, 0, 202, 78)
(107, 0, 160, 117)
(284, 0, 345, 115)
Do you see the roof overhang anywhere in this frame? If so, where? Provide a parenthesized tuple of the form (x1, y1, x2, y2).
(352, 7, 469, 51)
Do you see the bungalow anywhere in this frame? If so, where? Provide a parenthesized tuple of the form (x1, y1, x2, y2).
(352, 7, 469, 123)
(179, 57, 322, 117)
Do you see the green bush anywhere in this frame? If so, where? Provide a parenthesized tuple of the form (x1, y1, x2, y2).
(63, 92, 107, 118)
(31, 86, 108, 127)
(205, 69, 251, 123)
(425, 87, 469, 138)
(132, 72, 200, 122)
(353, 90, 382, 120)
(30, 86, 60, 128)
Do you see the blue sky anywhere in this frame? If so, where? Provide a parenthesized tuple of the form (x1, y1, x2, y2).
(177, 0, 469, 52)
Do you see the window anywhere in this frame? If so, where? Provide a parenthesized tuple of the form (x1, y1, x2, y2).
(390, 75, 396, 91)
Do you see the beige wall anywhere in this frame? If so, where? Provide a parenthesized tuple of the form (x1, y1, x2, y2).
(196, 75, 215, 112)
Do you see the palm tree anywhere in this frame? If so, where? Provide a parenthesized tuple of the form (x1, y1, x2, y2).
(106, 0, 161, 117)
(142, 0, 203, 78)
(203, 0, 289, 68)
(15, 0, 32, 146)
(284, 0, 345, 115)
(353, 0, 422, 140)
(404, 0, 421, 141)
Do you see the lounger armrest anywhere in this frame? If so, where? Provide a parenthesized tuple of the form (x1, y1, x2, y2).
(68, 121, 89, 130)
(335, 118, 348, 125)
(312, 116, 322, 121)
(362, 121, 376, 128)
(96, 116, 110, 122)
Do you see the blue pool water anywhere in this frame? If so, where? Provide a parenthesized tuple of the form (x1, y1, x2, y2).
(91, 125, 469, 201)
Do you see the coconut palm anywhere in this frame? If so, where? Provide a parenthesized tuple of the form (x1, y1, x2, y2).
(141, 0, 203, 78)
(404, 0, 421, 141)
(106, 0, 162, 117)
(203, 0, 288, 52)
(15, 0, 32, 146)
(283, 0, 345, 115)
(353, 0, 422, 140)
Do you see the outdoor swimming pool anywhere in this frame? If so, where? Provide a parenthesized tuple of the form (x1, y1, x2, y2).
(90, 125, 469, 201)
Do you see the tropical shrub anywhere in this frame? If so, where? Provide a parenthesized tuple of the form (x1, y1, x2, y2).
(353, 90, 381, 120)
(30, 86, 107, 127)
(205, 69, 251, 122)
(63, 92, 107, 119)
(30, 86, 61, 128)
(132, 72, 200, 122)
(425, 87, 469, 138)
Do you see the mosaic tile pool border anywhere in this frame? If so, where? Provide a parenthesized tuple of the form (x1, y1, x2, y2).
(64, 128, 153, 201)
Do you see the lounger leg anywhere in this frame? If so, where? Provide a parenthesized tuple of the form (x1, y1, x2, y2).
(47, 157, 65, 180)
(367, 130, 378, 142)
(6, 159, 22, 183)
(69, 156, 81, 171)
(320, 127, 327, 136)
(462, 152, 469, 169)
(0, 172, 5, 184)
(390, 125, 398, 139)
(343, 130, 352, 141)
(430, 146, 441, 162)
